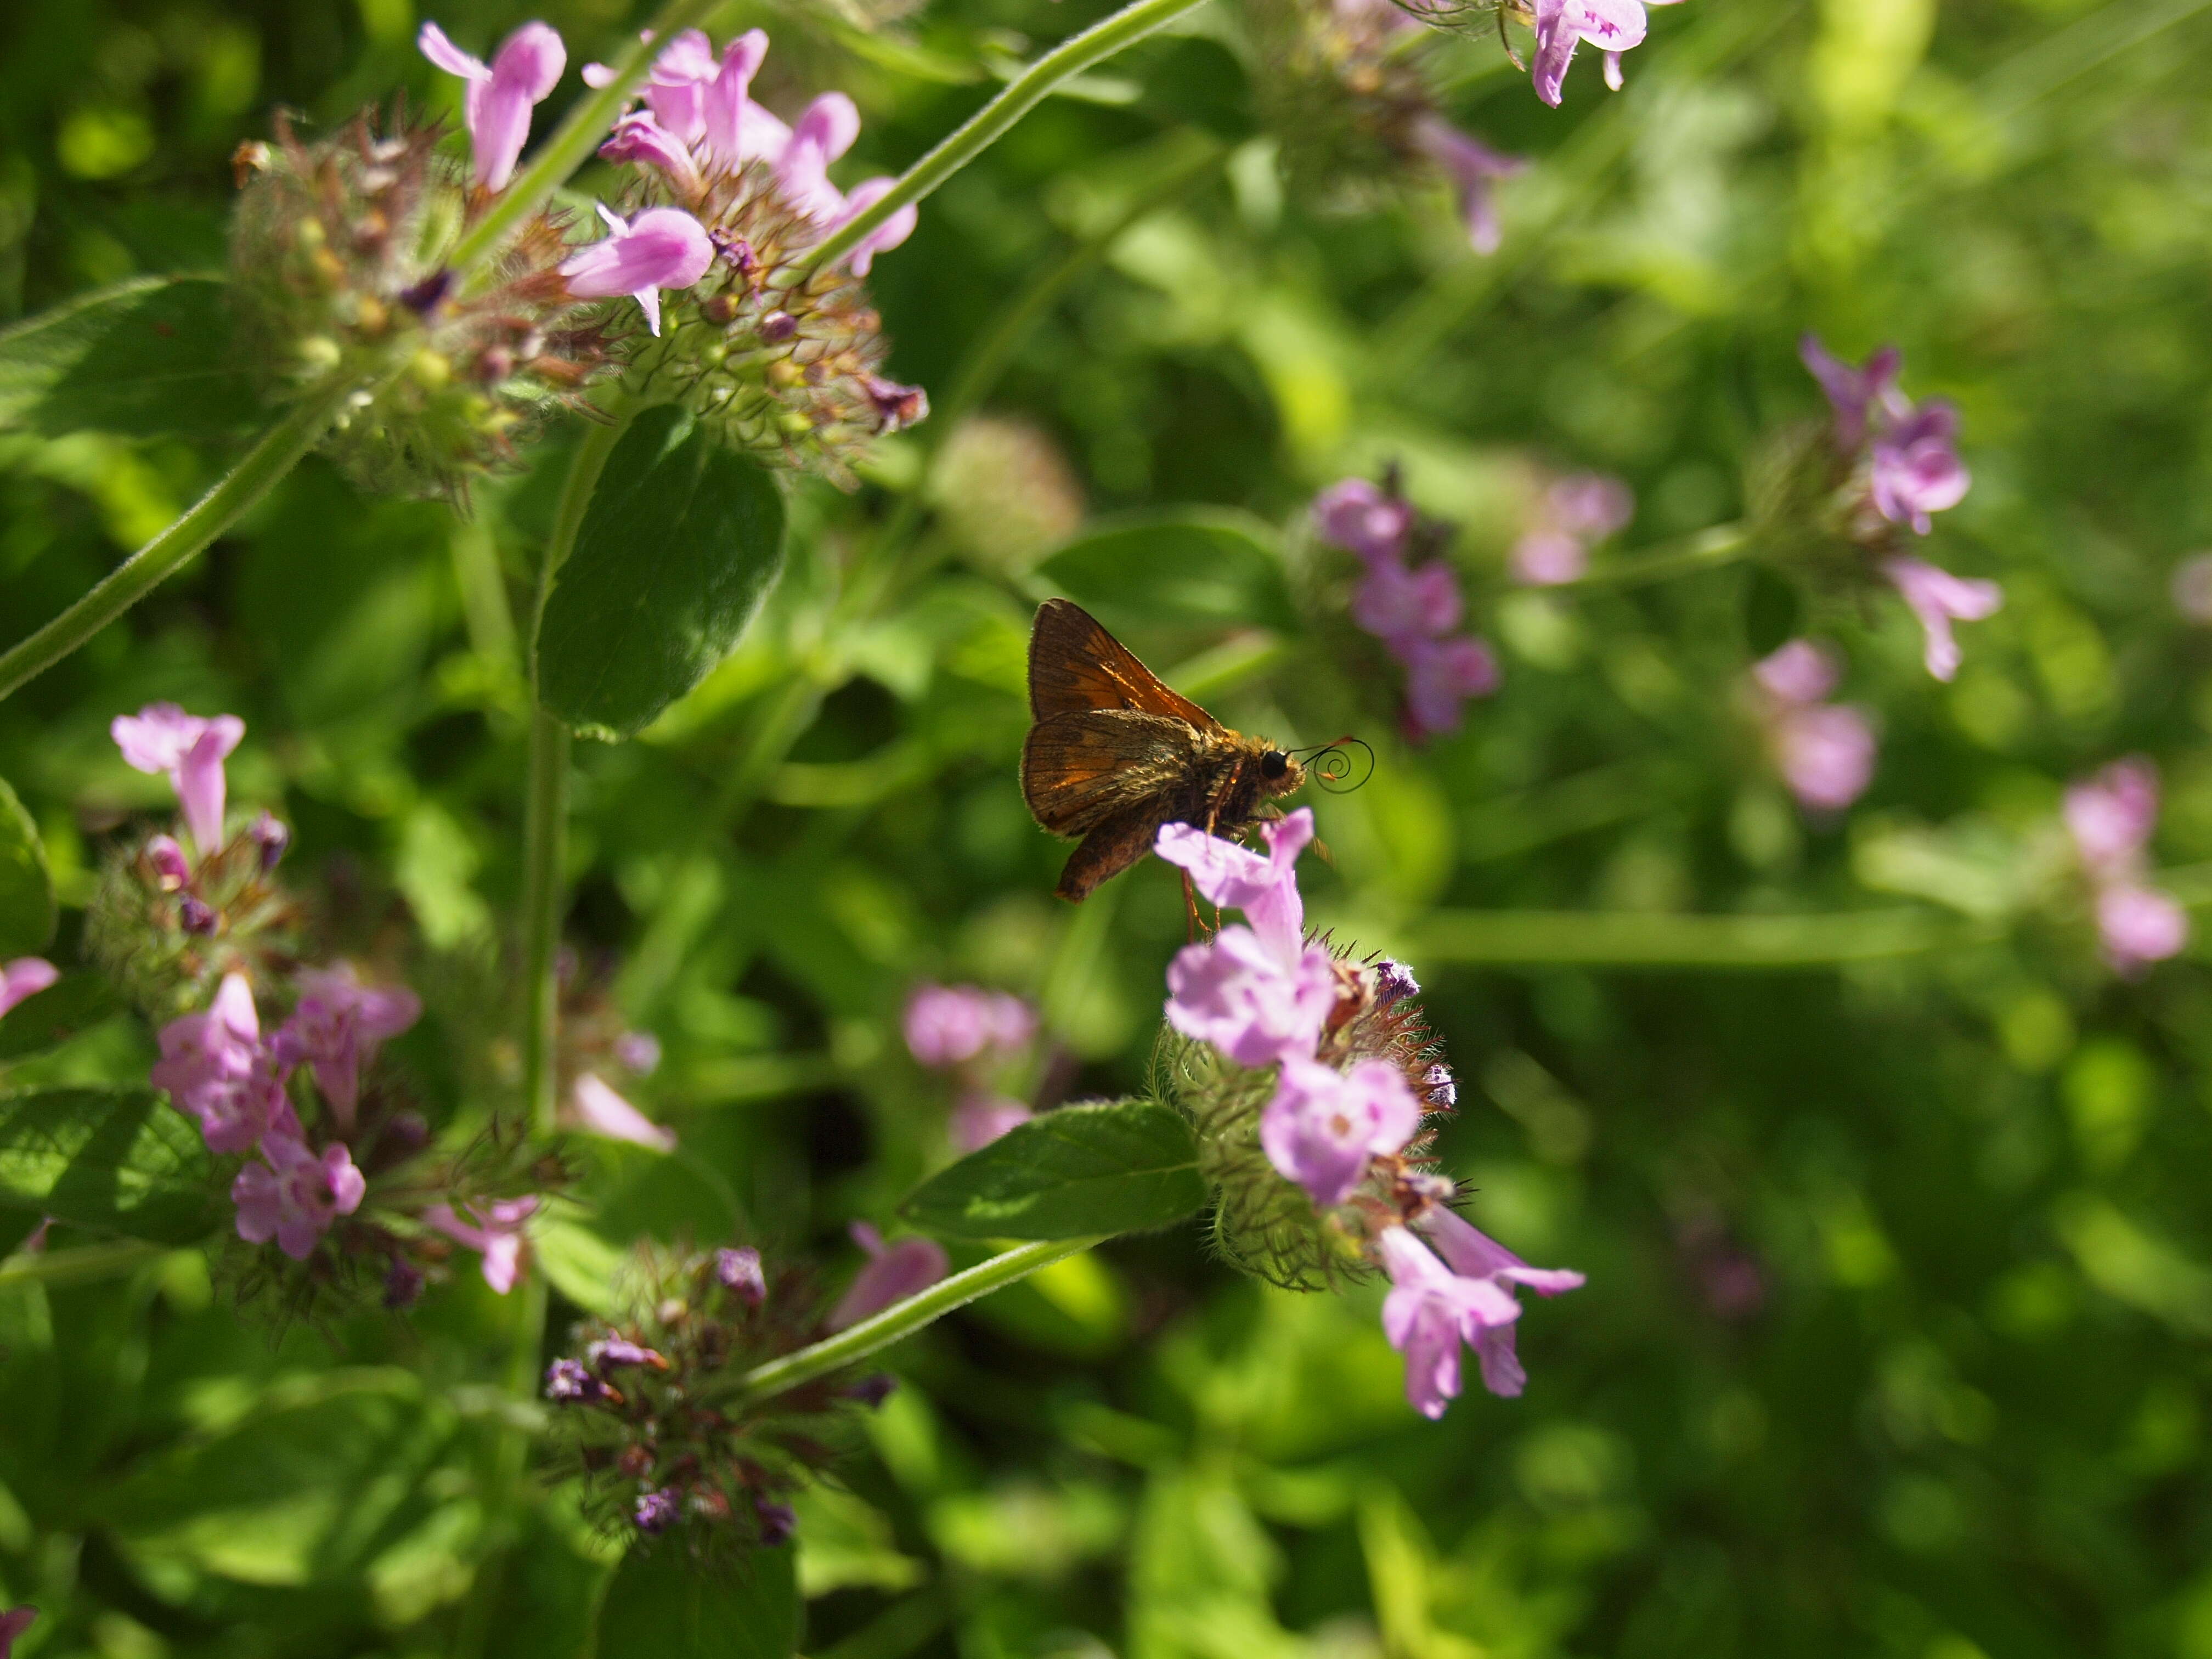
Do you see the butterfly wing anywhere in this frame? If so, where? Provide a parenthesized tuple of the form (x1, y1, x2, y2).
(1022, 709, 1204, 836)
(1028, 599, 1224, 732)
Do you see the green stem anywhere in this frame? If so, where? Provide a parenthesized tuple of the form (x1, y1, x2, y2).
(448, 0, 728, 279)
(0, 373, 363, 702)
(1415, 907, 1996, 969)
(0, 1238, 169, 1288)
(710, 1237, 1104, 1406)
(1493, 521, 1753, 600)
(808, 0, 1210, 272)
(519, 415, 627, 1132)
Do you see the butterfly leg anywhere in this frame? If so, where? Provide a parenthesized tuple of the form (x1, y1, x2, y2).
(1182, 869, 1200, 943)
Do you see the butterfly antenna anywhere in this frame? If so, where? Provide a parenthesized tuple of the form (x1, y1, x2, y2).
(1291, 736, 1376, 794)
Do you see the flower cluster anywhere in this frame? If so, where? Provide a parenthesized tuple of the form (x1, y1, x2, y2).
(1747, 640, 1877, 814)
(1799, 337, 1999, 681)
(1246, 0, 1525, 253)
(1152, 809, 1581, 1417)
(1510, 471, 1634, 586)
(1313, 476, 1500, 741)
(571, 25, 928, 485)
(904, 981, 1039, 1151)
(1378, 0, 1681, 108)
(543, 1241, 896, 1553)
(2064, 759, 2190, 977)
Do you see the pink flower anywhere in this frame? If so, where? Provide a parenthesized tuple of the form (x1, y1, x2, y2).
(1165, 926, 1340, 1068)
(2066, 758, 2160, 879)
(272, 963, 421, 1132)
(1415, 1204, 1585, 1398)
(1882, 556, 2002, 681)
(904, 984, 1037, 1069)
(1353, 556, 1464, 642)
(1260, 1057, 1423, 1207)
(1511, 529, 1586, 586)
(111, 702, 244, 854)
(424, 1197, 538, 1294)
(1870, 401, 1971, 535)
(559, 204, 715, 335)
(151, 973, 296, 1155)
(1530, 0, 1683, 106)
(1800, 336, 1903, 454)
(146, 834, 190, 890)
(233, 1132, 365, 1260)
(1375, 1226, 1523, 1418)
(0, 958, 58, 1020)
(827, 177, 919, 276)
(1753, 638, 1841, 707)
(1513, 472, 1634, 585)
(601, 111, 703, 193)
(1410, 118, 1526, 254)
(616, 1030, 663, 1074)
(1771, 704, 1877, 813)
(0, 1607, 35, 1658)
(828, 1222, 949, 1329)
(563, 1072, 677, 1152)
(1400, 634, 1501, 738)
(949, 1093, 1034, 1153)
(1156, 809, 1315, 958)
(418, 21, 567, 192)
(1312, 478, 1413, 564)
(2097, 884, 2190, 977)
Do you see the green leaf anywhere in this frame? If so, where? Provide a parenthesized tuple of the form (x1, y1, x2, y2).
(0, 1087, 220, 1244)
(1742, 563, 1802, 657)
(1037, 509, 1296, 637)
(592, 1538, 800, 1659)
(903, 1100, 1206, 1241)
(538, 407, 788, 740)
(0, 274, 261, 441)
(0, 775, 53, 957)
(0, 974, 121, 1061)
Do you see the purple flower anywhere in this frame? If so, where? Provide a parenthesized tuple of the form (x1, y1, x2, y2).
(634, 1487, 681, 1534)
(1800, 336, 1903, 454)
(1352, 556, 1464, 642)
(559, 204, 715, 335)
(1422, 1063, 1457, 1109)
(1512, 473, 1633, 585)
(1752, 638, 1841, 707)
(1510, 529, 1586, 586)
(417, 20, 567, 192)
(1771, 704, 1877, 813)
(1399, 634, 1501, 738)
(0, 958, 58, 1020)
(1373, 959, 1420, 1007)
(423, 1197, 537, 1294)
(754, 1496, 797, 1545)
(111, 702, 244, 854)
(1530, 0, 1683, 106)
(1410, 118, 1527, 254)
(828, 1222, 949, 1330)
(1260, 1057, 1423, 1207)
(2066, 758, 2160, 879)
(1313, 478, 1413, 565)
(563, 1072, 678, 1152)
(1882, 556, 2002, 681)
(233, 1132, 365, 1260)
(1870, 401, 1971, 535)
(146, 834, 190, 890)
(272, 962, 421, 1131)
(1415, 1204, 1585, 1398)
(152, 973, 297, 1154)
(179, 895, 218, 935)
(0, 1607, 35, 1659)
(716, 1245, 767, 1304)
(903, 984, 1037, 1069)
(544, 1356, 610, 1403)
(1165, 927, 1340, 1068)
(1155, 808, 1315, 958)
(249, 810, 290, 872)
(1375, 1226, 1522, 1418)
(601, 112, 703, 193)
(384, 1256, 426, 1308)
(616, 1030, 663, 1075)
(2096, 884, 2190, 977)
(828, 177, 920, 276)
(949, 1093, 1034, 1153)
(843, 1373, 898, 1408)
(587, 1336, 669, 1370)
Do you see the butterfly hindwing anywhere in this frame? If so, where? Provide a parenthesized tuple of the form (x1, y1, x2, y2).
(1021, 709, 1204, 836)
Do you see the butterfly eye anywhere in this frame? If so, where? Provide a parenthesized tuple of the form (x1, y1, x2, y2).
(1260, 751, 1289, 779)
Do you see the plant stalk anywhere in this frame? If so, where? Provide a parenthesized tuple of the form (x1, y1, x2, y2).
(808, 0, 1210, 272)
(0, 1238, 170, 1288)
(1491, 521, 1753, 600)
(1415, 906, 1999, 969)
(0, 373, 365, 702)
(711, 1237, 1105, 1406)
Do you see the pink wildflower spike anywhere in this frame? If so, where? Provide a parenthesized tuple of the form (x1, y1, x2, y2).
(949, 1094, 1034, 1153)
(1870, 400, 1971, 534)
(1410, 119, 1527, 255)
(1415, 1204, 1584, 1397)
(1313, 479, 1414, 565)
(1530, 0, 1680, 107)
(1881, 556, 2002, 681)
(1155, 808, 1316, 959)
(1260, 1057, 1423, 1207)
(0, 958, 58, 1020)
(273, 963, 421, 1132)
(151, 973, 297, 1154)
(904, 984, 1037, 1068)
(1353, 556, 1465, 642)
(424, 1198, 538, 1294)
(830, 177, 918, 275)
(0, 1606, 36, 1658)
(233, 1133, 366, 1260)
(2065, 758, 2160, 879)
(1398, 635, 1500, 738)
(565, 1072, 678, 1152)
(111, 702, 244, 854)
(829, 1222, 949, 1329)
(559, 204, 714, 335)
(1375, 1226, 1523, 1418)
(418, 20, 567, 192)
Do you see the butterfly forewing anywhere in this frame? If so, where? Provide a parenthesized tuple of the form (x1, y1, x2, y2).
(1028, 599, 1223, 732)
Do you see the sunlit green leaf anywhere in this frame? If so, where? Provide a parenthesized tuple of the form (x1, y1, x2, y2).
(1037, 509, 1296, 638)
(0, 1087, 218, 1244)
(0, 274, 260, 440)
(592, 1538, 800, 1659)
(0, 776, 54, 959)
(904, 1100, 1205, 1240)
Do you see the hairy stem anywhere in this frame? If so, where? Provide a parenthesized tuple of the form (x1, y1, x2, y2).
(449, 0, 728, 279)
(712, 1237, 1105, 1406)
(808, 0, 1210, 272)
(0, 372, 366, 702)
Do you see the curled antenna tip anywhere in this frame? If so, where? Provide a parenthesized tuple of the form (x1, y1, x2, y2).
(1292, 735, 1375, 794)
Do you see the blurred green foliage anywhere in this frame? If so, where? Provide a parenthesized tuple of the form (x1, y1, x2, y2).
(7, 0, 2212, 1655)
